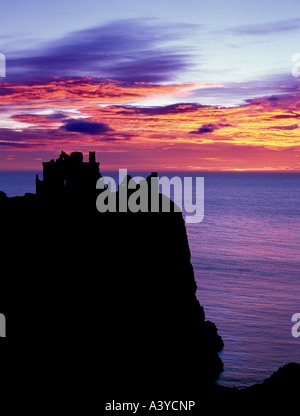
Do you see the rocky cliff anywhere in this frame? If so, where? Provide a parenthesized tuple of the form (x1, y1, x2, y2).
(1, 184, 224, 396)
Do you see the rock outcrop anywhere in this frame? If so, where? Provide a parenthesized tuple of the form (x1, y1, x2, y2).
(1, 151, 223, 397)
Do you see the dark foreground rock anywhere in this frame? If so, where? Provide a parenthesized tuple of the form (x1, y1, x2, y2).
(0, 152, 298, 411)
(1, 190, 224, 398)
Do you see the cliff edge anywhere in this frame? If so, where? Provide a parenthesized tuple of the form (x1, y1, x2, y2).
(0, 151, 224, 397)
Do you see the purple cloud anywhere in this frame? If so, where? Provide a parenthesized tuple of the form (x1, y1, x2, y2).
(189, 73, 300, 107)
(269, 124, 298, 131)
(272, 113, 300, 119)
(229, 18, 300, 36)
(7, 20, 193, 84)
(135, 103, 205, 116)
(190, 122, 232, 134)
(63, 120, 112, 135)
(12, 112, 67, 122)
(191, 123, 215, 134)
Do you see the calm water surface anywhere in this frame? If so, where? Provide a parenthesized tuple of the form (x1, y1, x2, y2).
(185, 172, 300, 387)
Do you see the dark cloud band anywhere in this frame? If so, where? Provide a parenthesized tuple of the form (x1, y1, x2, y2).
(7, 19, 193, 84)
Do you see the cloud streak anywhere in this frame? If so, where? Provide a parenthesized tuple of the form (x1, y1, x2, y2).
(190, 122, 232, 134)
(7, 19, 194, 83)
(228, 18, 300, 36)
(269, 124, 298, 130)
(63, 120, 112, 135)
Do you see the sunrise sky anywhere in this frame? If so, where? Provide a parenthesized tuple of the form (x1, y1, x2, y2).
(0, 0, 300, 170)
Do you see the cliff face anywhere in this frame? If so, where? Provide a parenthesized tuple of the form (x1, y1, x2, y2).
(1, 174, 299, 409)
(98, 209, 224, 393)
(1, 188, 224, 394)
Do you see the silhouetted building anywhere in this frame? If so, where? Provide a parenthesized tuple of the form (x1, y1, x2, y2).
(36, 151, 101, 197)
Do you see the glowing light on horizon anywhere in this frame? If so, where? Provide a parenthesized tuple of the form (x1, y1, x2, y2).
(0, 77, 299, 171)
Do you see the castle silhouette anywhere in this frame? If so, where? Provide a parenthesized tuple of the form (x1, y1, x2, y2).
(36, 150, 101, 197)
(34, 150, 166, 216)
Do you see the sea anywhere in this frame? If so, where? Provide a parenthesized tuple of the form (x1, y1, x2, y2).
(0, 170, 299, 388)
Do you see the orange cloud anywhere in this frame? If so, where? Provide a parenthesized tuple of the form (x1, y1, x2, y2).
(0, 77, 223, 105)
(0, 77, 300, 171)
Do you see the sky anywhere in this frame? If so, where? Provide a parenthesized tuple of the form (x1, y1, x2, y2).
(0, 0, 300, 170)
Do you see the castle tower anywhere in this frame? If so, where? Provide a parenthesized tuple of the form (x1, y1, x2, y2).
(36, 151, 101, 197)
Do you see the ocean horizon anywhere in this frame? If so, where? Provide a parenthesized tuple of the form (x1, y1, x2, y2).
(1, 170, 299, 387)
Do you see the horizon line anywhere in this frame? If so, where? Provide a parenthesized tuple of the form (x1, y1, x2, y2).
(1, 168, 300, 173)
